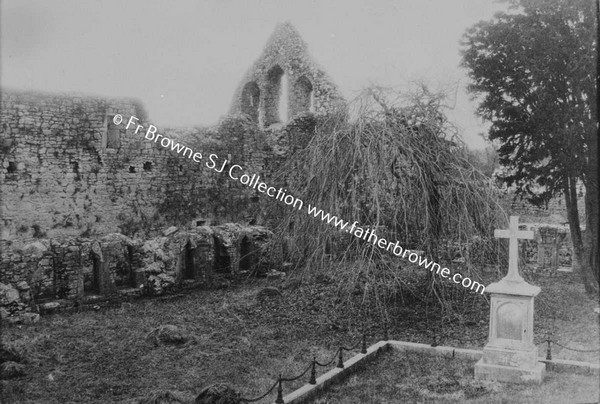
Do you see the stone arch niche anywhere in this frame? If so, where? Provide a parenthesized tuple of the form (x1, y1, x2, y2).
(264, 65, 289, 126)
(240, 81, 260, 123)
(290, 75, 314, 117)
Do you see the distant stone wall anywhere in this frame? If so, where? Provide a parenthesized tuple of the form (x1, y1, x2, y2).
(0, 90, 295, 243)
(508, 185, 586, 226)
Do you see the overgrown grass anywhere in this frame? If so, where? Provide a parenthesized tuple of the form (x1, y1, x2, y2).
(0, 277, 368, 404)
(1, 266, 597, 403)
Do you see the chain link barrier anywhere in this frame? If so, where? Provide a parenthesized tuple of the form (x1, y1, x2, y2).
(535, 336, 600, 363)
(240, 378, 280, 403)
(550, 340, 600, 353)
(533, 294, 600, 357)
(239, 315, 599, 403)
(239, 328, 382, 403)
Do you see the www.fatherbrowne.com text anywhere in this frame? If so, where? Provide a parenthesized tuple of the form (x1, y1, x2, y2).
(115, 114, 485, 295)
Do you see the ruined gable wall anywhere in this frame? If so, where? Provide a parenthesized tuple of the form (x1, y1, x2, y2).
(229, 23, 346, 127)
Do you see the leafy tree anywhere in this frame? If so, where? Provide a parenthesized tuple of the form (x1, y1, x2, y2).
(468, 145, 500, 178)
(461, 0, 598, 293)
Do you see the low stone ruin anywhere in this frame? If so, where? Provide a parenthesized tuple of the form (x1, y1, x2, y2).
(0, 224, 278, 323)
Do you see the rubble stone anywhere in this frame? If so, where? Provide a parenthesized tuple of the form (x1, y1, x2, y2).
(146, 324, 190, 346)
(0, 361, 25, 379)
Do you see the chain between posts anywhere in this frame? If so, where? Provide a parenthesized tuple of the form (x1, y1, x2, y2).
(241, 332, 371, 403)
(538, 338, 600, 359)
(550, 339, 600, 353)
(240, 378, 279, 403)
(337, 339, 363, 368)
(280, 362, 313, 382)
(314, 348, 339, 367)
(534, 336, 600, 373)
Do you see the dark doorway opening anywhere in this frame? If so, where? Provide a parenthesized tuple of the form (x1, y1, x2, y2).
(213, 236, 231, 274)
(84, 254, 101, 295)
(239, 236, 255, 273)
(184, 242, 196, 280)
(115, 246, 136, 289)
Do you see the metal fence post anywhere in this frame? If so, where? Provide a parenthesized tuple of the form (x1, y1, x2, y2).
(337, 348, 344, 368)
(309, 358, 317, 384)
(275, 374, 284, 404)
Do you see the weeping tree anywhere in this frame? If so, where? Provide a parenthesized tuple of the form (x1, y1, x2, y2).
(265, 86, 505, 321)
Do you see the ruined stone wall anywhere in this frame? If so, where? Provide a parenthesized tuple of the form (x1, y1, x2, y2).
(0, 89, 300, 322)
(0, 224, 277, 320)
(0, 23, 343, 320)
(0, 90, 285, 244)
(0, 23, 340, 246)
(1, 90, 141, 240)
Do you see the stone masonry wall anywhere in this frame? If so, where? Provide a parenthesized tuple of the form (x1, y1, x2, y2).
(506, 181, 586, 226)
(0, 90, 285, 244)
(0, 224, 277, 321)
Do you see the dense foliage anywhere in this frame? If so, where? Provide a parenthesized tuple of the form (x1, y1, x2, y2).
(461, 0, 599, 291)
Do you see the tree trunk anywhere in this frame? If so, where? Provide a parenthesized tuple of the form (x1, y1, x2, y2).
(584, 177, 599, 287)
(584, 115, 599, 289)
(564, 177, 598, 294)
(588, 0, 600, 289)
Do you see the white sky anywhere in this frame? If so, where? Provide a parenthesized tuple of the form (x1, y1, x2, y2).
(1, 0, 508, 150)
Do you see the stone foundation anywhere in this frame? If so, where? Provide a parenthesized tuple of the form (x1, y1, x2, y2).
(475, 358, 546, 384)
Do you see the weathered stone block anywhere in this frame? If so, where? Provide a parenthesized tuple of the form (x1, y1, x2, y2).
(480, 345, 538, 369)
(474, 359, 545, 384)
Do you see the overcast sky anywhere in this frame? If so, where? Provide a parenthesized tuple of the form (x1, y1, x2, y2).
(1, 0, 508, 150)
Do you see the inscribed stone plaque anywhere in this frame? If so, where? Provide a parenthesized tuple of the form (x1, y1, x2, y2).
(496, 302, 523, 341)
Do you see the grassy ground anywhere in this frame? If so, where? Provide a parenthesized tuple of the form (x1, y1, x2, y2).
(1, 264, 598, 403)
(1, 275, 368, 404)
(315, 350, 600, 404)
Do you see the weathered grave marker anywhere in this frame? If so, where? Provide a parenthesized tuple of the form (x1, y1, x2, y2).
(475, 215, 546, 384)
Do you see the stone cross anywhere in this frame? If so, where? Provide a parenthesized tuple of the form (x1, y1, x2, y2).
(494, 216, 534, 282)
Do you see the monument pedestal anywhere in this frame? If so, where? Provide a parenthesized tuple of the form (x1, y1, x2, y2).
(475, 278, 545, 384)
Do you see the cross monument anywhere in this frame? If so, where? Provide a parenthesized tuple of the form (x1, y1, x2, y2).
(494, 215, 534, 282)
(475, 215, 545, 384)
